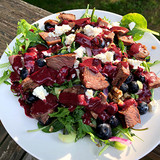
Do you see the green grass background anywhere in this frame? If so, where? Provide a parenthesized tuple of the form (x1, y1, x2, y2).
(24, 0, 160, 40)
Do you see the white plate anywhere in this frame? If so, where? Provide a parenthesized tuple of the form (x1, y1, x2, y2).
(0, 9, 160, 160)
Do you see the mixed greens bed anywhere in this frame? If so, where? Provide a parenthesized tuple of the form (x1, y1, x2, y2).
(0, 5, 160, 156)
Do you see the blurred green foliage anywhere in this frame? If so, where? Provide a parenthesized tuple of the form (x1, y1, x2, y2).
(24, 0, 160, 40)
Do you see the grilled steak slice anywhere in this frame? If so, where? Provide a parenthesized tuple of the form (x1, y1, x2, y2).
(103, 30, 115, 43)
(31, 94, 58, 124)
(45, 53, 76, 70)
(142, 71, 160, 89)
(112, 62, 130, 88)
(44, 19, 58, 26)
(21, 77, 39, 92)
(59, 86, 87, 106)
(80, 66, 109, 90)
(117, 35, 135, 46)
(39, 32, 61, 46)
(58, 13, 76, 21)
(118, 105, 141, 128)
(110, 26, 129, 35)
(97, 17, 109, 27)
(128, 43, 149, 60)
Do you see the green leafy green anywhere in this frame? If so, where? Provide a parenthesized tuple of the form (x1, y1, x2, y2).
(49, 107, 70, 118)
(0, 70, 11, 85)
(147, 60, 160, 67)
(150, 89, 154, 101)
(0, 62, 10, 68)
(120, 13, 159, 41)
(81, 4, 90, 19)
(141, 61, 150, 72)
(118, 40, 126, 53)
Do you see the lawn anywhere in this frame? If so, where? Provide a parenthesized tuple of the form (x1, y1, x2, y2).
(24, 0, 160, 39)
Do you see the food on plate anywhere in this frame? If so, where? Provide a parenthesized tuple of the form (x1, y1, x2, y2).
(0, 5, 160, 155)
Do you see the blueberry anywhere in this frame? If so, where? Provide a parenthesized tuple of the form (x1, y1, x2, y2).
(26, 94, 38, 104)
(109, 115, 120, 128)
(138, 102, 148, 115)
(100, 39, 105, 48)
(139, 75, 145, 83)
(38, 118, 52, 126)
(120, 83, 129, 93)
(125, 74, 133, 84)
(96, 117, 104, 126)
(20, 68, 28, 80)
(128, 81, 139, 93)
(96, 123, 112, 140)
(36, 58, 46, 67)
(45, 23, 54, 31)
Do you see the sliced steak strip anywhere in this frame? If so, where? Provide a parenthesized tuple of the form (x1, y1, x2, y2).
(142, 71, 160, 89)
(39, 32, 61, 46)
(128, 43, 149, 60)
(21, 77, 39, 92)
(45, 53, 76, 70)
(117, 35, 135, 46)
(58, 13, 76, 21)
(44, 19, 58, 26)
(103, 30, 115, 43)
(97, 17, 109, 27)
(112, 62, 130, 88)
(31, 94, 58, 124)
(59, 86, 88, 106)
(118, 105, 141, 128)
(80, 66, 109, 90)
(110, 26, 129, 35)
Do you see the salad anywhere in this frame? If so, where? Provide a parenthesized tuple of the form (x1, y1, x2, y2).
(1, 5, 160, 156)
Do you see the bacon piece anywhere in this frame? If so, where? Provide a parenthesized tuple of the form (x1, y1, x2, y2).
(45, 53, 76, 70)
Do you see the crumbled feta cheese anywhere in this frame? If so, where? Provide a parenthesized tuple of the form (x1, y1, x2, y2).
(127, 59, 144, 69)
(148, 99, 159, 113)
(93, 51, 114, 63)
(74, 46, 86, 58)
(55, 25, 71, 36)
(85, 89, 94, 99)
(65, 34, 76, 45)
(129, 22, 136, 31)
(33, 85, 48, 101)
(111, 22, 120, 26)
(74, 60, 80, 68)
(83, 25, 102, 37)
(48, 32, 56, 37)
(42, 50, 51, 57)
(75, 69, 80, 78)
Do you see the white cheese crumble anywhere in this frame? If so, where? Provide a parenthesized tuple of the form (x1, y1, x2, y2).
(55, 25, 71, 36)
(65, 34, 76, 45)
(48, 32, 56, 37)
(93, 51, 114, 63)
(33, 85, 48, 101)
(74, 46, 86, 58)
(83, 25, 102, 37)
(148, 99, 159, 113)
(129, 22, 136, 31)
(41, 50, 51, 57)
(127, 59, 144, 69)
(111, 22, 120, 27)
(74, 60, 80, 68)
(85, 89, 94, 99)
(75, 69, 80, 78)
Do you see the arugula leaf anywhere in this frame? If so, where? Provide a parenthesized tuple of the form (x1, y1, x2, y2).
(0, 70, 11, 85)
(118, 40, 126, 53)
(81, 4, 90, 19)
(49, 107, 70, 117)
(141, 61, 150, 72)
(91, 7, 97, 22)
(0, 62, 10, 68)
(150, 89, 154, 101)
(120, 13, 159, 41)
(147, 60, 160, 67)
